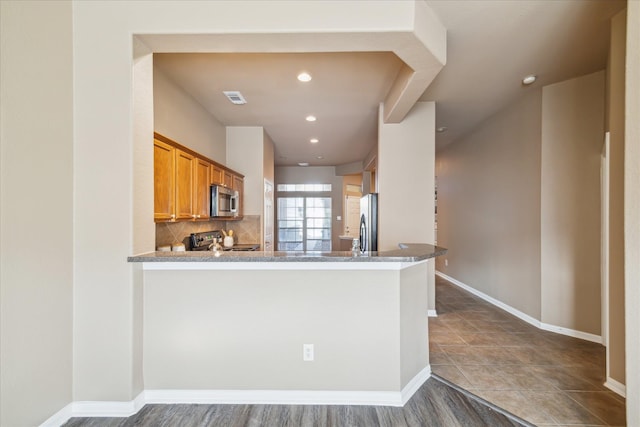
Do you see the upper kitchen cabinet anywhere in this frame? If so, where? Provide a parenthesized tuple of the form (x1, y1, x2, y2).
(223, 170, 233, 188)
(193, 157, 211, 220)
(175, 149, 195, 220)
(154, 138, 176, 221)
(154, 132, 244, 222)
(211, 164, 224, 185)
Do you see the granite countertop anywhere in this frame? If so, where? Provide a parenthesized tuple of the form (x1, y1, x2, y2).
(127, 243, 447, 263)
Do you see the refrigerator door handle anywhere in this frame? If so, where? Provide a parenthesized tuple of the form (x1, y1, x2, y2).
(359, 213, 367, 252)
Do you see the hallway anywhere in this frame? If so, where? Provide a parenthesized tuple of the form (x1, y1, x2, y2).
(430, 276, 626, 426)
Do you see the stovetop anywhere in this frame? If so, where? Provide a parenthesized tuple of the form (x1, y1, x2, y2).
(189, 230, 260, 251)
(190, 230, 223, 251)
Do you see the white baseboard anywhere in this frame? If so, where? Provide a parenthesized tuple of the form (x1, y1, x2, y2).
(147, 367, 430, 408)
(604, 377, 627, 397)
(428, 309, 438, 317)
(40, 392, 145, 426)
(40, 403, 73, 427)
(39, 368, 431, 425)
(538, 322, 603, 344)
(435, 271, 603, 344)
(146, 388, 404, 407)
(70, 391, 145, 417)
(400, 365, 431, 405)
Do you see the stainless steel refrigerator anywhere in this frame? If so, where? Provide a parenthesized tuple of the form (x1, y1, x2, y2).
(359, 193, 378, 253)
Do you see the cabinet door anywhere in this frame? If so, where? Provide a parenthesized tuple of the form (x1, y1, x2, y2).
(175, 149, 195, 220)
(233, 175, 244, 217)
(194, 158, 211, 219)
(154, 139, 175, 221)
(211, 164, 223, 185)
(223, 170, 233, 188)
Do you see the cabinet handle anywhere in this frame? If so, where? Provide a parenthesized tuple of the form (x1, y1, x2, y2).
(170, 214, 175, 219)
(192, 214, 197, 219)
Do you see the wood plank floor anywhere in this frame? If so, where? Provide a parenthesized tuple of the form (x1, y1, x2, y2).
(63, 376, 530, 427)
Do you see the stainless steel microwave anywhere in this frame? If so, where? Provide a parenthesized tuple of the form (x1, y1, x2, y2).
(210, 184, 239, 217)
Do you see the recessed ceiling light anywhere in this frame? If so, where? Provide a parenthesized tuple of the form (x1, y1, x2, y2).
(297, 72, 312, 82)
(310, 138, 319, 144)
(305, 115, 316, 122)
(522, 74, 537, 85)
(316, 156, 324, 159)
(298, 162, 309, 167)
(436, 126, 448, 133)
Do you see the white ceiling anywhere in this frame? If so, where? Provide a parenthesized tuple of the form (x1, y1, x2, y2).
(153, 0, 626, 167)
(154, 52, 405, 166)
(423, 0, 626, 148)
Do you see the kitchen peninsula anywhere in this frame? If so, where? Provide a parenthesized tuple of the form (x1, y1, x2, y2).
(129, 244, 445, 406)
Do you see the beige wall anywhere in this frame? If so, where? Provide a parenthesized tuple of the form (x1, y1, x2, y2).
(226, 127, 275, 249)
(435, 91, 543, 319)
(69, 0, 441, 412)
(607, 9, 626, 387)
(378, 101, 436, 311)
(540, 71, 604, 336)
(378, 102, 435, 251)
(0, 2, 74, 426)
(263, 131, 275, 185)
(226, 126, 267, 216)
(154, 67, 226, 161)
(133, 40, 155, 257)
(143, 267, 427, 392)
(4, 0, 637, 424)
(624, 1, 640, 423)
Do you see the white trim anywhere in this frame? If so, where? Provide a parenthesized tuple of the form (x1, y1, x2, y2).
(604, 377, 627, 397)
(436, 271, 541, 327)
(38, 369, 431, 424)
(71, 391, 146, 417)
(539, 322, 603, 344)
(435, 271, 603, 344)
(428, 309, 438, 317)
(146, 367, 430, 408)
(400, 365, 431, 405)
(39, 393, 145, 426)
(147, 388, 400, 407)
(39, 403, 73, 427)
(142, 261, 425, 271)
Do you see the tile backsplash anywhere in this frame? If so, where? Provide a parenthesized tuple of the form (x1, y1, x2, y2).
(155, 215, 261, 250)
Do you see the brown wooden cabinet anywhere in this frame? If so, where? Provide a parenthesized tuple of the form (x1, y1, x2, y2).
(174, 149, 195, 220)
(194, 158, 211, 219)
(223, 170, 233, 188)
(154, 139, 176, 221)
(211, 164, 224, 185)
(154, 132, 244, 222)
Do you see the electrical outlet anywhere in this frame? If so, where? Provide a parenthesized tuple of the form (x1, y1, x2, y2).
(303, 344, 314, 361)
(445, 259, 449, 267)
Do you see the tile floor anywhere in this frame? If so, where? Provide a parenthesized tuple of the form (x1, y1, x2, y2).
(430, 276, 626, 426)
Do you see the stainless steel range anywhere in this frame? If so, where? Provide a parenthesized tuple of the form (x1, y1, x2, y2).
(190, 230, 259, 251)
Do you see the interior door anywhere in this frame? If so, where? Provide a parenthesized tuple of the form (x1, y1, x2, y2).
(345, 195, 361, 237)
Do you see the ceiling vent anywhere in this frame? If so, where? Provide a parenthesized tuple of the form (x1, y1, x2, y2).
(223, 91, 247, 105)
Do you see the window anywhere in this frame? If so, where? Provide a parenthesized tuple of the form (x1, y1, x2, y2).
(277, 197, 331, 252)
(277, 183, 332, 192)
